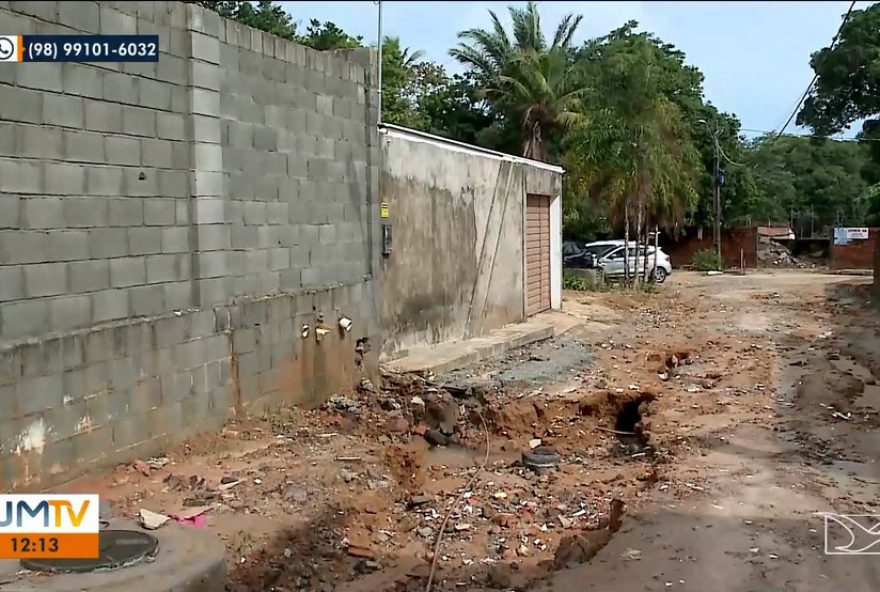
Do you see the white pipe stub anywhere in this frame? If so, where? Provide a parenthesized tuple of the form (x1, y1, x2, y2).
(339, 316, 353, 332)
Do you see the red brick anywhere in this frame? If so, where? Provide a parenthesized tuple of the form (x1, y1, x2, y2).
(665, 227, 758, 268)
(832, 228, 879, 270)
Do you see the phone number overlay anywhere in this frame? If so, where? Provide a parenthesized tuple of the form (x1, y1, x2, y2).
(0, 35, 159, 63)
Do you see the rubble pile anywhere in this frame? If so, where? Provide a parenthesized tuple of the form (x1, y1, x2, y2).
(757, 237, 808, 268)
(83, 325, 726, 592)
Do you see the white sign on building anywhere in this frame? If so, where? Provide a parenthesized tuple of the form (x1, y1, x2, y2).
(845, 228, 870, 240)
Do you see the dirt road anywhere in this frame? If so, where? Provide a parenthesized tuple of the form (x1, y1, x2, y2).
(544, 271, 880, 592)
(65, 270, 880, 592)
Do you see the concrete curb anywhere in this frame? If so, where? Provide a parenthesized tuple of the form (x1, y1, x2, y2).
(384, 321, 555, 375)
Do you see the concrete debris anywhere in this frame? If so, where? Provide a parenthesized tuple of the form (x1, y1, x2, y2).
(358, 379, 376, 393)
(284, 484, 308, 502)
(138, 508, 170, 530)
(757, 237, 808, 268)
(218, 479, 242, 492)
(147, 456, 170, 469)
(529, 438, 543, 449)
(620, 548, 642, 561)
(408, 494, 432, 508)
(326, 395, 362, 415)
(346, 544, 375, 559)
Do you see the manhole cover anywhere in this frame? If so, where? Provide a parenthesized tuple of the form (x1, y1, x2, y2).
(21, 530, 159, 574)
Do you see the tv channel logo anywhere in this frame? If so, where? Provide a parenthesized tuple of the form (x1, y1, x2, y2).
(0, 494, 99, 559)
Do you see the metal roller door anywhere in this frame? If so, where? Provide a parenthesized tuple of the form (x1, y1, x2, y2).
(525, 194, 551, 316)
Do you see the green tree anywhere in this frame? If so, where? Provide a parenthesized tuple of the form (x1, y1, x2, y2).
(745, 135, 872, 233)
(300, 19, 363, 50)
(380, 36, 428, 127)
(416, 71, 495, 144)
(450, 2, 581, 82)
(193, 0, 298, 40)
(797, 3, 880, 137)
(450, 1, 589, 161)
(565, 25, 701, 279)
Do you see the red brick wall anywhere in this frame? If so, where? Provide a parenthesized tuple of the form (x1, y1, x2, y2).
(665, 227, 758, 269)
(875, 233, 880, 291)
(832, 228, 879, 270)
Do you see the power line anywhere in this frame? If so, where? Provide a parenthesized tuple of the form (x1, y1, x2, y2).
(773, 0, 858, 140)
(741, 127, 880, 141)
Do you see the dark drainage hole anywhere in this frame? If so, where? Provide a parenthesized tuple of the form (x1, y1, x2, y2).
(614, 394, 654, 452)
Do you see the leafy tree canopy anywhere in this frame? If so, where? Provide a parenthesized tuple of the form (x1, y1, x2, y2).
(797, 3, 880, 136)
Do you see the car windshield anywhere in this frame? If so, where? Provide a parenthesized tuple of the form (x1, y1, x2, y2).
(584, 245, 616, 257)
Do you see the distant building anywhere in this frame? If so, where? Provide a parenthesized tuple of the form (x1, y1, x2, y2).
(757, 226, 795, 240)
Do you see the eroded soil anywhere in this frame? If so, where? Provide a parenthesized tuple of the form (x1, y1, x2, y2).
(59, 271, 880, 592)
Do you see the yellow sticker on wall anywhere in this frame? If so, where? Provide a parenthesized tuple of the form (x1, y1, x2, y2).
(380, 203, 390, 219)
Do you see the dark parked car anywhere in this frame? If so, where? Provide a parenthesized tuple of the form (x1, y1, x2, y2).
(563, 241, 617, 269)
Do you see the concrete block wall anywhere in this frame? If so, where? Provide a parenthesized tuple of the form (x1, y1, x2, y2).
(0, 2, 196, 339)
(216, 16, 378, 301)
(0, 1, 380, 490)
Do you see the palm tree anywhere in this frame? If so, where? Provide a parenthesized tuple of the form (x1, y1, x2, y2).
(449, 2, 588, 161)
(383, 35, 424, 69)
(381, 36, 427, 127)
(497, 48, 588, 161)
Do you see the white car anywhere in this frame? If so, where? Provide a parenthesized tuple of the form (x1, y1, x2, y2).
(585, 240, 673, 283)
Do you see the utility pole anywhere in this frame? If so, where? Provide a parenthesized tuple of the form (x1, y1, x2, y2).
(698, 119, 722, 260)
(713, 142, 721, 259)
(375, 1, 383, 124)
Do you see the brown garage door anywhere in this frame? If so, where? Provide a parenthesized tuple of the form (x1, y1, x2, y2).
(525, 194, 551, 316)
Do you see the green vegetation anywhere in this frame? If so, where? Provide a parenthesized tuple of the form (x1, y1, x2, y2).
(197, 1, 880, 242)
(692, 248, 724, 271)
(562, 272, 591, 291)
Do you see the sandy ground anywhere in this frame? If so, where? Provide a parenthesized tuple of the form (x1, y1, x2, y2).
(59, 270, 880, 592)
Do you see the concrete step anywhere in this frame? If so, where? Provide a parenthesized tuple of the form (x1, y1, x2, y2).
(384, 320, 556, 375)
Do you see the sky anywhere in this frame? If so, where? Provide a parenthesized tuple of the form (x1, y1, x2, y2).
(278, 1, 867, 139)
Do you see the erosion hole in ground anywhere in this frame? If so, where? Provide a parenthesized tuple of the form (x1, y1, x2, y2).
(614, 393, 655, 447)
(615, 400, 642, 434)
